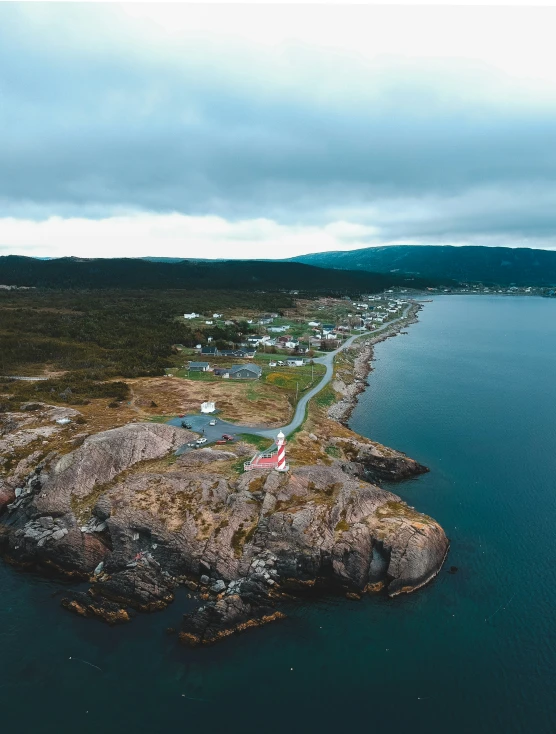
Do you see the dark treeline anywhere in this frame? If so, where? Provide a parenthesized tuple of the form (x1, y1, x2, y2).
(0, 289, 291, 377)
(0, 256, 451, 292)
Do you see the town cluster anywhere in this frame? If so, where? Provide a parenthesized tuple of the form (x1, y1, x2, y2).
(180, 294, 409, 380)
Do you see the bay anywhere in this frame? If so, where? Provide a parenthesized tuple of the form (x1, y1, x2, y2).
(2, 294, 555, 733)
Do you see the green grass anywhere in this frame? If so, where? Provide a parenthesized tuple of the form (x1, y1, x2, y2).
(313, 385, 336, 408)
(237, 433, 273, 451)
(149, 415, 171, 423)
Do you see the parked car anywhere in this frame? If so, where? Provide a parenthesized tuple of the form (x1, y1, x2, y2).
(222, 434, 234, 441)
(187, 442, 196, 447)
(215, 439, 227, 445)
(181, 421, 192, 429)
(196, 437, 208, 445)
(209, 419, 217, 426)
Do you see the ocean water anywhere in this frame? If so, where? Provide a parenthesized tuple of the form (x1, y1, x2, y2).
(2, 295, 556, 734)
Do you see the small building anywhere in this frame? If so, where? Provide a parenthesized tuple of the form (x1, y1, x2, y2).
(287, 358, 305, 367)
(213, 367, 230, 377)
(228, 364, 262, 380)
(189, 361, 210, 372)
(201, 401, 216, 414)
(184, 312, 199, 320)
(201, 346, 218, 356)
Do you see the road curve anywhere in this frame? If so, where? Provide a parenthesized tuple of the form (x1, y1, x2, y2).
(169, 305, 412, 445)
(255, 304, 411, 439)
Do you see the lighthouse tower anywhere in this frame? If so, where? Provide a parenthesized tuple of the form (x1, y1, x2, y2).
(275, 431, 288, 472)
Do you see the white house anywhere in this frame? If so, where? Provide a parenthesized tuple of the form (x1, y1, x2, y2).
(213, 313, 222, 318)
(201, 401, 216, 414)
(287, 358, 305, 367)
(308, 321, 320, 327)
(285, 340, 299, 349)
(205, 320, 214, 325)
(184, 312, 199, 320)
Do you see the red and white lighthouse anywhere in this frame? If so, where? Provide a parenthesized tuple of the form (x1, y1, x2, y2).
(276, 431, 288, 472)
(243, 430, 290, 472)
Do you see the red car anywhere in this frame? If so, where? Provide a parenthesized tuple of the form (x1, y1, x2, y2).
(222, 434, 234, 441)
(215, 439, 227, 445)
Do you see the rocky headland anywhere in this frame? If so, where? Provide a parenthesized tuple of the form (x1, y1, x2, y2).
(0, 310, 449, 646)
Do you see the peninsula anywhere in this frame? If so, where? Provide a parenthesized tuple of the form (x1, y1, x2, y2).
(0, 288, 449, 645)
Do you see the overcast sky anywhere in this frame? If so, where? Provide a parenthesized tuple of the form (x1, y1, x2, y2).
(2, 3, 556, 259)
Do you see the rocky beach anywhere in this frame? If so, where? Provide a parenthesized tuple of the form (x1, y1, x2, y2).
(0, 304, 449, 646)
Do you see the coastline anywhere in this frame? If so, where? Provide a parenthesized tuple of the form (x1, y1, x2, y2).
(328, 301, 423, 427)
(0, 299, 450, 643)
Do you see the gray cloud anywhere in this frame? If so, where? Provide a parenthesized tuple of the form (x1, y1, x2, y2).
(1, 4, 556, 250)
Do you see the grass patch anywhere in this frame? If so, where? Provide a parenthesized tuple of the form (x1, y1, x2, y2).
(148, 415, 171, 423)
(313, 385, 336, 408)
(236, 433, 273, 451)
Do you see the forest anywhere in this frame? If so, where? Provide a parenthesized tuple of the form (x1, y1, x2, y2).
(0, 288, 292, 408)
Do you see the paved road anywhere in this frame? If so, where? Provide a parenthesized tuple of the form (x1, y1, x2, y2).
(169, 305, 412, 449)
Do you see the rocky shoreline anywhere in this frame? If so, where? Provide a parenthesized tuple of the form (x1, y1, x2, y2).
(0, 304, 449, 646)
(329, 302, 422, 426)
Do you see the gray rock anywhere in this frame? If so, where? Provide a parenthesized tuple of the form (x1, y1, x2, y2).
(211, 580, 226, 594)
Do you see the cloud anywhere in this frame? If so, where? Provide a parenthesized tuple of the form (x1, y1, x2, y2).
(2, 4, 556, 255)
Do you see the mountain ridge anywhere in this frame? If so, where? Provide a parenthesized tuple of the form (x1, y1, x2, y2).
(291, 244, 556, 286)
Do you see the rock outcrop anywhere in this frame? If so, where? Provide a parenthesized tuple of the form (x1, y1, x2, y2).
(0, 411, 448, 645)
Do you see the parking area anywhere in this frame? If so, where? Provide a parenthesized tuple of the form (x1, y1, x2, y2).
(168, 413, 248, 454)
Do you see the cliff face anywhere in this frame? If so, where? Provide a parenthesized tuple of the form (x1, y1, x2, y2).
(0, 413, 448, 644)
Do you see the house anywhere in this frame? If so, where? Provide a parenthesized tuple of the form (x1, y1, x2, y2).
(322, 324, 335, 336)
(201, 346, 218, 356)
(228, 364, 262, 380)
(213, 313, 222, 318)
(287, 358, 305, 367)
(285, 340, 299, 349)
(218, 349, 237, 357)
(189, 361, 210, 372)
(184, 312, 199, 320)
(213, 367, 229, 376)
(308, 321, 320, 327)
(201, 401, 216, 414)
(268, 326, 289, 333)
(205, 320, 214, 325)
(258, 314, 274, 324)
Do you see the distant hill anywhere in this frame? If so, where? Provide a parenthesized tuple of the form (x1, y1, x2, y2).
(0, 256, 452, 293)
(292, 245, 556, 286)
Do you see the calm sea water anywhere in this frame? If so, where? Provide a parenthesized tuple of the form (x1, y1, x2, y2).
(2, 295, 556, 734)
